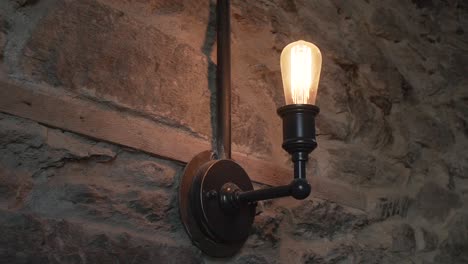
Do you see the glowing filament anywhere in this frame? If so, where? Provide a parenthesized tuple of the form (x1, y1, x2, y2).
(280, 40, 322, 105)
(290, 44, 313, 104)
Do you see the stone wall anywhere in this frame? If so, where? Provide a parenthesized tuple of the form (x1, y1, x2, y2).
(0, 0, 467, 263)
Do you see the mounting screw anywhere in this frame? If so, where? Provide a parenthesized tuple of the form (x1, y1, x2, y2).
(205, 190, 218, 200)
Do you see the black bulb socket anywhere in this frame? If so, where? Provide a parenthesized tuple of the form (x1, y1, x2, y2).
(278, 104, 320, 181)
(277, 104, 320, 154)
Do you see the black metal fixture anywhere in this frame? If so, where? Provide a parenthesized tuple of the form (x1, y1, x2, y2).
(179, 0, 322, 257)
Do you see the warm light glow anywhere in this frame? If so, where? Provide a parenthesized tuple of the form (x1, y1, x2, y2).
(280, 40, 322, 105)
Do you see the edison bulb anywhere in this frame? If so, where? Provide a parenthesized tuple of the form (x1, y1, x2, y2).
(280, 40, 322, 105)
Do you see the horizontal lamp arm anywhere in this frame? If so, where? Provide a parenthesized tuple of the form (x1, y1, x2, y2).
(237, 183, 292, 203)
(220, 177, 311, 211)
(238, 178, 311, 204)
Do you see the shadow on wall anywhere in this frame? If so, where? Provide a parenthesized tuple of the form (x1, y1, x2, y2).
(201, 0, 218, 152)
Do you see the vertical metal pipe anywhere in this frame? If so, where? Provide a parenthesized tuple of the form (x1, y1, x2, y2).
(292, 152, 308, 179)
(216, 0, 231, 159)
(294, 160, 306, 179)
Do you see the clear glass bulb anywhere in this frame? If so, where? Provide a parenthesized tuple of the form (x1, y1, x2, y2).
(280, 40, 322, 105)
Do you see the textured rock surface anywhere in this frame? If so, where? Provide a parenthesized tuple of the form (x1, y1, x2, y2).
(0, 211, 202, 264)
(291, 200, 368, 240)
(414, 182, 461, 222)
(391, 224, 416, 253)
(0, 0, 467, 263)
(0, 16, 7, 59)
(434, 213, 468, 264)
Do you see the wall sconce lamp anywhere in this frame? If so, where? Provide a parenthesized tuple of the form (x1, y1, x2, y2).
(179, 0, 321, 257)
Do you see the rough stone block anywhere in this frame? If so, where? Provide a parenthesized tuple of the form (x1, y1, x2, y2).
(248, 210, 284, 248)
(0, 165, 32, 208)
(371, 195, 411, 220)
(302, 243, 414, 264)
(0, 114, 181, 231)
(415, 227, 438, 252)
(0, 15, 8, 60)
(413, 182, 461, 222)
(404, 110, 455, 151)
(367, 8, 407, 42)
(118, 154, 178, 188)
(291, 199, 368, 240)
(0, 210, 202, 263)
(16, 0, 282, 158)
(391, 224, 416, 253)
(327, 147, 377, 185)
(435, 212, 468, 263)
(27, 170, 176, 231)
(22, 0, 211, 138)
(10, 0, 39, 8)
(235, 254, 272, 264)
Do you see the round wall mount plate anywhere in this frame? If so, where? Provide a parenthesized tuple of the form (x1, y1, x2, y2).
(179, 151, 256, 257)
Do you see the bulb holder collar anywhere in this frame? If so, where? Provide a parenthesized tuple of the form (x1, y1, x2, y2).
(277, 104, 320, 154)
